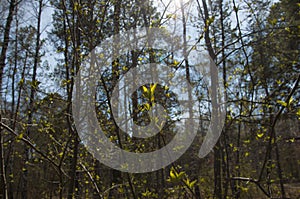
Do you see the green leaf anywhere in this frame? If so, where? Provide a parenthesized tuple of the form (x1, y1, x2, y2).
(142, 85, 148, 93)
(257, 132, 264, 138)
(17, 133, 23, 140)
(177, 171, 185, 179)
(277, 100, 287, 107)
(74, 2, 79, 11)
(170, 170, 176, 180)
(173, 60, 180, 66)
(168, 168, 186, 183)
(58, 152, 64, 158)
(150, 83, 157, 96)
(288, 138, 295, 143)
(144, 103, 150, 111)
(296, 109, 300, 119)
(18, 78, 24, 86)
(243, 140, 250, 144)
(241, 186, 249, 192)
(288, 97, 293, 105)
(189, 180, 197, 188)
(184, 178, 197, 188)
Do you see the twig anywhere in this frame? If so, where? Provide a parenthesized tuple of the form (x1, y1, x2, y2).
(231, 177, 270, 197)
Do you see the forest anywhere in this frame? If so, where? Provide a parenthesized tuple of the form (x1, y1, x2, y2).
(0, 0, 299, 198)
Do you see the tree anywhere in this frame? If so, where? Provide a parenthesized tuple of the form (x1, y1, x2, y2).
(0, 0, 299, 198)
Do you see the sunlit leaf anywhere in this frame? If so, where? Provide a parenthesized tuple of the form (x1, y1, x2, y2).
(277, 100, 287, 107)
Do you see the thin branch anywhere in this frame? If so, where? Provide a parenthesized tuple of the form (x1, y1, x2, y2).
(231, 177, 270, 197)
(80, 163, 103, 199)
(0, 122, 62, 172)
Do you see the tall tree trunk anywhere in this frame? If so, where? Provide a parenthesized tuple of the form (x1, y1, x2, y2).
(0, 1, 17, 198)
(22, 1, 43, 198)
(0, 0, 16, 89)
(0, 118, 8, 199)
(199, 0, 222, 198)
(67, 0, 80, 197)
(108, 0, 123, 198)
(8, 4, 20, 198)
(181, 2, 199, 198)
(218, 1, 231, 198)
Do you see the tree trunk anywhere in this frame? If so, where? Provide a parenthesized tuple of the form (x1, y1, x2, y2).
(22, 1, 43, 198)
(0, 2, 17, 197)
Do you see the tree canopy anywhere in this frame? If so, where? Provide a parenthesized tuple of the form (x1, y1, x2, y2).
(0, 0, 299, 198)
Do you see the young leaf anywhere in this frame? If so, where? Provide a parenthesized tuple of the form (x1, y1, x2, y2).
(142, 85, 148, 94)
(150, 83, 157, 95)
(277, 100, 287, 107)
(189, 180, 197, 188)
(170, 170, 176, 180)
(257, 132, 264, 138)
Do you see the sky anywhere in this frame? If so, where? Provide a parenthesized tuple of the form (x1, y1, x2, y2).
(9, 0, 279, 95)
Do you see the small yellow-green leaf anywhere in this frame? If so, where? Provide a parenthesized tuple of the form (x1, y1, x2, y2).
(74, 2, 79, 11)
(297, 109, 300, 115)
(144, 103, 150, 111)
(190, 180, 197, 188)
(150, 83, 157, 95)
(18, 78, 24, 86)
(257, 132, 264, 138)
(58, 152, 64, 158)
(170, 170, 176, 179)
(173, 60, 180, 66)
(289, 138, 295, 143)
(142, 85, 148, 93)
(276, 79, 282, 85)
(177, 171, 185, 179)
(241, 186, 249, 192)
(296, 109, 300, 119)
(277, 100, 287, 107)
(243, 140, 250, 144)
(288, 97, 293, 105)
(151, 96, 155, 103)
(17, 133, 23, 140)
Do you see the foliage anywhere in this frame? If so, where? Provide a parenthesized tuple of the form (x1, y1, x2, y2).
(0, 0, 299, 198)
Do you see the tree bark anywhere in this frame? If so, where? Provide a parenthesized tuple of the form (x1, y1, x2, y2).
(0, 2, 17, 197)
(22, 1, 43, 198)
